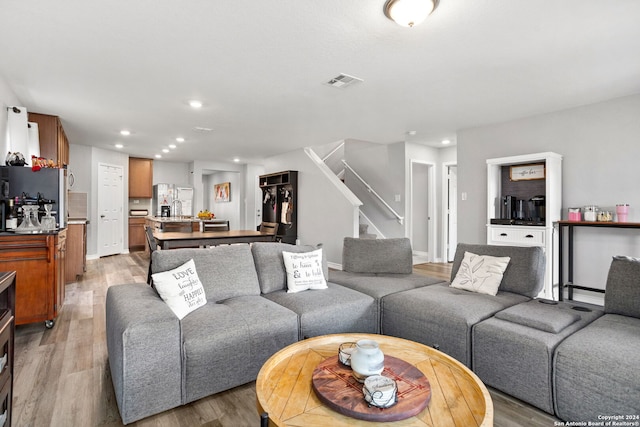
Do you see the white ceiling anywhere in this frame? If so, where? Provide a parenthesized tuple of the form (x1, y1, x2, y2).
(2, 1, 640, 164)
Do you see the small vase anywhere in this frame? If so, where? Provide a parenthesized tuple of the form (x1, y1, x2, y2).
(350, 339, 384, 382)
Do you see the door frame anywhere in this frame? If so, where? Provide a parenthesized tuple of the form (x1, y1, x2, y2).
(441, 162, 457, 262)
(408, 159, 436, 262)
(97, 162, 124, 257)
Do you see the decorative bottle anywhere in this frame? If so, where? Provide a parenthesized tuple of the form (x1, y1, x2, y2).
(350, 339, 384, 382)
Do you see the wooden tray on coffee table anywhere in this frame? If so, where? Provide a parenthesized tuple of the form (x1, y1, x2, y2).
(311, 355, 431, 422)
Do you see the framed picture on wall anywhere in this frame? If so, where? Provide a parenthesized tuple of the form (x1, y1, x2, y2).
(510, 163, 545, 181)
(214, 182, 230, 202)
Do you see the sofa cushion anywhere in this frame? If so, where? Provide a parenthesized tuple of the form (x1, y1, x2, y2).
(450, 251, 510, 296)
(382, 283, 529, 367)
(152, 244, 260, 303)
(604, 255, 640, 318)
(251, 242, 328, 294)
(282, 248, 327, 293)
(262, 282, 378, 339)
(151, 259, 207, 319)
(328, 270, 445, 299)
(342, 237, 413, 274)
(179, 296, 298, 403)
(451, 243, 545, 298)
(494, 300, 581, 333)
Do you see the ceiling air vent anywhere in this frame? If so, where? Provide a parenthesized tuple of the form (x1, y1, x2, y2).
(324, 73, 363, 89)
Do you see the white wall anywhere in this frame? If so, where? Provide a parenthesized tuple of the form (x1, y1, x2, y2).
(344, 139, 405, 238)
(457, 93, 640, 303)
(264, 149, 359, 266)
(153, 160, 190, 186)
(206, 171, 241, 229)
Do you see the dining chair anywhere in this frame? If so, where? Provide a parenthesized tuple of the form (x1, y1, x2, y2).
(144, 225, 157, 284)
(259, 222, 279, 241)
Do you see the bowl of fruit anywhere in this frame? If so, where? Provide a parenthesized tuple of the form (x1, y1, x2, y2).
(197, 210, 214, 220)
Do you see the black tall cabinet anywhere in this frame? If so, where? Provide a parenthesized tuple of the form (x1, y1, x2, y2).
(259, 171, 297, 244)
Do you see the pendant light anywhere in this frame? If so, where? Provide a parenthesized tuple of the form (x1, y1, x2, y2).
(384, 0, 438, 28)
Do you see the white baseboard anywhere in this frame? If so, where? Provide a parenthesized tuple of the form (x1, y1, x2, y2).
(328, 261, 342, 271)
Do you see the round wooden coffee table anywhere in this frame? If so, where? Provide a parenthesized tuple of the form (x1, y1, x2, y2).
(256, 333, 493, 426)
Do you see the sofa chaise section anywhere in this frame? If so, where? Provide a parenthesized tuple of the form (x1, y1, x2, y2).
(251, 242, 378, 338)
(472, 299, 603, 414)
(106, 244, 299, 424)
(553, 256, 640, 421)
(382, 243, 545, 367)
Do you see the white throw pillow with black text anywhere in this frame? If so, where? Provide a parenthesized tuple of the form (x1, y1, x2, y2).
(152, 258, 207, 319)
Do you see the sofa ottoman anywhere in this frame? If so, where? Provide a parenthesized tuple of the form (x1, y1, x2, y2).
(472, 299, 603, 413)
(553, 256, 640, 421)
(382, 243, 545, 367)
(252, 242, 378, 339)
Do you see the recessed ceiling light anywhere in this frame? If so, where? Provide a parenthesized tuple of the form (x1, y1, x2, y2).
(169, 144, 176, 149)
(193, 126, 213, 132)
(114, 143, 123, 149)
(120, 130, 131, 136)
(233, 158, 240, 163)
(442, 139, 451, 145)
(189, 100, 203, 109)
(155, 154, 162, 158)
(407, 131, 417, 136)
(162, 149, 169, 153)
(176, 137, 185, 143)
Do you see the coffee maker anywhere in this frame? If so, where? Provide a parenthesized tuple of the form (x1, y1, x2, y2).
(528, 195, 546, 224)
(502, 195, 517, 220)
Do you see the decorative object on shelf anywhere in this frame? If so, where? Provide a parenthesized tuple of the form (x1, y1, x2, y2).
(350, 339, 385, 382)
(568, 208, 581, 222)
(363, 375, 398, 409)
(383, 0, 438, 28)
(339, 342, 357, 366)
(509, 163, 545, 181)
(5, 151, 26, 166)
(584, 205, 599, 222)
(616, 204, 629, 222)
(597, 211, 613, 222)
(214, 182, 230, 202)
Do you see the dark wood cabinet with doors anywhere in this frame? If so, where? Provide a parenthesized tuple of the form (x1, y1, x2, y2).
(259, 171, 298, 244)
(128, 217, 147, 252)
(0, 230, 66, 328)
(129, 157, 153, 198)
(27, 112, 70, 167)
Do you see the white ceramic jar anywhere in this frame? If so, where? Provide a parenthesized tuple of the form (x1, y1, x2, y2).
(350, 339, 384, 382)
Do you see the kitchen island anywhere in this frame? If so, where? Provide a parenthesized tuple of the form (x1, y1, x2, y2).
(145, 216, 229, 233)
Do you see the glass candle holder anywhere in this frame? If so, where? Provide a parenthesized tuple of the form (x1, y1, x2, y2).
(338, 342, 357, 366)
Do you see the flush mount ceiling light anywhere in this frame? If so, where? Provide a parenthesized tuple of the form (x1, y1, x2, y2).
(384, 0, 438, 28)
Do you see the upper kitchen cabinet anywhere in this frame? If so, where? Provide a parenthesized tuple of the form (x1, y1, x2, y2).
(129, 157, 153, 198)
(27, 112, 69, 167)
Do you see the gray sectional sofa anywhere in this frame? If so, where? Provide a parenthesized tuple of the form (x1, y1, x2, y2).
(106, 238, 640, 424)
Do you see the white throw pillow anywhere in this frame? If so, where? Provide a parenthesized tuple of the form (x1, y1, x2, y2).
(450, 251, 510, 296)
(282, 248, 328, 293)
(151, 259, 207, 319)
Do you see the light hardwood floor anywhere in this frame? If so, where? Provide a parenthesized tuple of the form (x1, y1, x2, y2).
(12, 254, 559, 426)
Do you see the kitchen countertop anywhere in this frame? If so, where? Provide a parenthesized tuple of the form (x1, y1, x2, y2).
(145, 216, 223, 222)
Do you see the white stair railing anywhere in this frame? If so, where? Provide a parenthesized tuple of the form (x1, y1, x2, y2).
(342, 160, 404, 225)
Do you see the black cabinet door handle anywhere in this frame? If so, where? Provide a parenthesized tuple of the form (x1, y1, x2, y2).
(500, 233, 508, 236)
(525, 234, 534, 238)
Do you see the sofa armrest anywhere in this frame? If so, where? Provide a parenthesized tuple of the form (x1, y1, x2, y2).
(106, 284, 183, 424)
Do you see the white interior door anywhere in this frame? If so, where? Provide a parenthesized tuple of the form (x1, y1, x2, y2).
(98, 163, 123, 257)
(447, 165, 458, 261)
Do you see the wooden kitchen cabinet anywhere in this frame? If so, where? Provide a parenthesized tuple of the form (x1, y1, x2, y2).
(129, 157, 153, 198)
(65, 222, 86, 283)
(0, 230, 67, 327)
(128, 217, 147, 252)
(0, 271, 16, 427)
(27, 112, 70, 167)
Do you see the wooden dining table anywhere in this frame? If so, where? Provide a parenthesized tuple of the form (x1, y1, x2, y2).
(152, 229, 276, 249)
